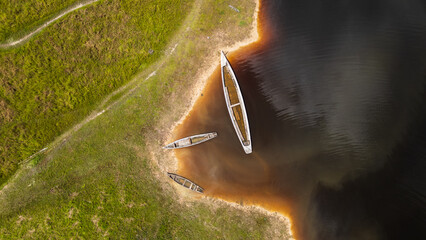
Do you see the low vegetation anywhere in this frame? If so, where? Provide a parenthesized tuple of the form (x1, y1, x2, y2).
(0, 0, 292, 238)
(0, 0, 193, 184)
(0, 0, 82, 42)
(0, 110, 276, 238)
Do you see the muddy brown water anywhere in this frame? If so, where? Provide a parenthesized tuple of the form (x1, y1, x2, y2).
(172, 0, 426, 239)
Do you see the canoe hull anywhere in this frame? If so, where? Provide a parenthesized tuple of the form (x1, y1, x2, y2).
(167, 172, 204, 193)
(220, 51, 252, 154)
(164, 132, 217, 149)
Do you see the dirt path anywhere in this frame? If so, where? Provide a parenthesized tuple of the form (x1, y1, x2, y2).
(3, 0, 204, 186)
(0, 0, 99, 49)
(0, 0, 293, 237)
(146, 0, 293, 237)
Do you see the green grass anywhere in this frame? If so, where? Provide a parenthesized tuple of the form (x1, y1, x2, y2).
(0, 115, 273, 238)
(0, 0, 292, 238)
(28, 155, 41, 167)
(0, 0, 193, 185)
(195, 0, 253, 33)
(0, 0, 82, 42)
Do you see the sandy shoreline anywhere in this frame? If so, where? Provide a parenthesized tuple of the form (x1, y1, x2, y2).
(169, 3, 260, 138)
(152, 0, 294, 238)
(152, 0, 262, 175)
(0, 0, 294, 237)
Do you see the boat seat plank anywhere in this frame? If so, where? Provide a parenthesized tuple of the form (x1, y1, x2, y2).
(221, 51, 252, 154)
(168, 173, 204, 193)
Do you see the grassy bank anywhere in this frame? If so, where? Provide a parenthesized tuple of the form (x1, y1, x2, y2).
(0, 0, 83, 42)
(1, 0, 292, 238)
(0, 0, 193, 184)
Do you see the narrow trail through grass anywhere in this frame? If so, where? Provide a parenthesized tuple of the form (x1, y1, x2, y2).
(4, 0, 203, 181)
(0, 0, 193, 184)
(0, 0, 99, 48)
(0, 0, 293, 238)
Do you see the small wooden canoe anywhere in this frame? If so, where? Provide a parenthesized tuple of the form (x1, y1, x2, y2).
(163, 132, 217, 149)
(167, 173, 204, 193)
(220, 51, 252, 154)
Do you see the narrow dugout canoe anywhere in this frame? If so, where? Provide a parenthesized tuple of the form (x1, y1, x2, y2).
(167, 172, 204, 193)
(163, 132, 217, 149)
(220, 51, 252, 154)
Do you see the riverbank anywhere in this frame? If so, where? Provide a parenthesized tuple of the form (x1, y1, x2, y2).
(145, 0, 293, 238)
(149, 0, 261, 176)
(0, 0, 292, 238)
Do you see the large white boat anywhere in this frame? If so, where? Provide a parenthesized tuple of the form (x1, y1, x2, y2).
(163, 132, 217, 149)
(220, 51, 252, 154)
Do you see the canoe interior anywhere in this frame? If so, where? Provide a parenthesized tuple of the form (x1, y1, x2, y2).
(168, 173, 204, 193)
(176, 177, 185, 185)
(224, 69, 240, 105)
(191, 136, 207, 144)
(175, 138, 191, 148)
(223, 66, 249, 143)
(165, 132, 217, 149)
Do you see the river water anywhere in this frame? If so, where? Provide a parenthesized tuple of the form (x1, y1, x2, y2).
(173, 0, 426, 239)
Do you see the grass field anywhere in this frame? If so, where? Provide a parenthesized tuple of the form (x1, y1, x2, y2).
(0, 0, 84, 42)
(0, 0, 293, 238)
(0, 0, 193, 185)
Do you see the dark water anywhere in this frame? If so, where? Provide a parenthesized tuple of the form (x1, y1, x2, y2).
(174, 0, 426, 239)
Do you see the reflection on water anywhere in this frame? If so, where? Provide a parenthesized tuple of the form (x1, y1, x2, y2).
(174, 0, 426, 239)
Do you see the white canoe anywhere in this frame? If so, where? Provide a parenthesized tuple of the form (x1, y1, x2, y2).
(220, 51, 252, 154)
(163, 132, 217, 149)
(167, 172, 204, 193)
